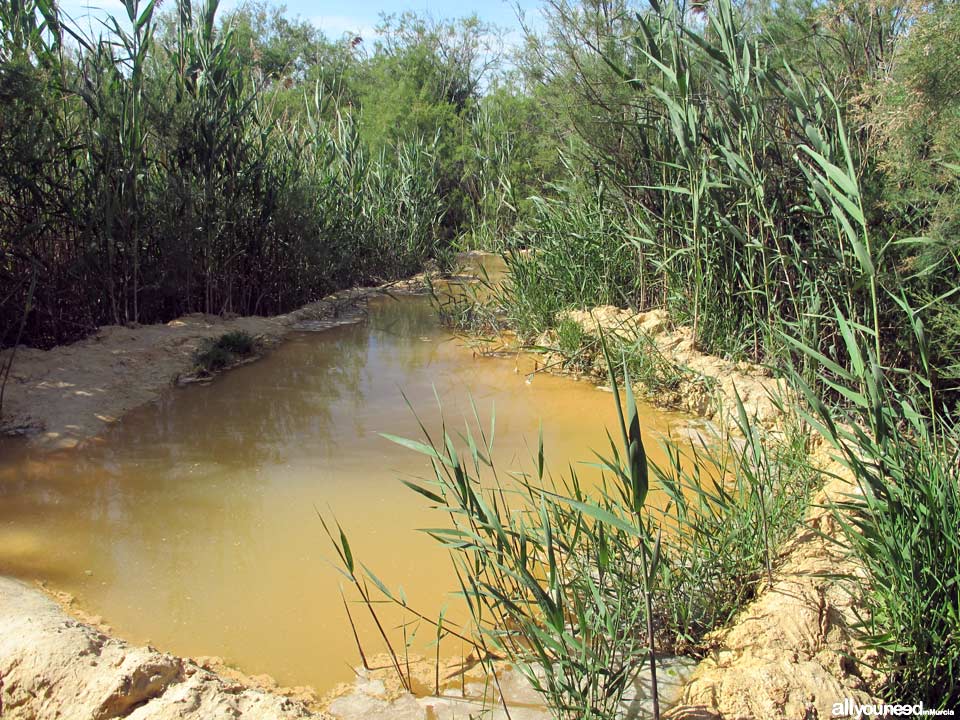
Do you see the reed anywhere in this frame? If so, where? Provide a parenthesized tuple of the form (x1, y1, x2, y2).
(789, 310, 960, 706)
(376, 369, 663, 719)
(0, 0, 446, 348)
(495, 0, 945, 402)
(321, 346, 819, 717)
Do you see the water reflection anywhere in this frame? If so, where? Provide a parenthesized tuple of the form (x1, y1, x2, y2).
(0, 292, 693, 691)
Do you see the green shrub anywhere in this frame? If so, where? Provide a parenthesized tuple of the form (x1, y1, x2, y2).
(193, 331, 257, 374)
(792, 314, 960, 706)
(193, 343, 233, 374)
(215, 330, 255, 356)
(555, 317, 586, 357)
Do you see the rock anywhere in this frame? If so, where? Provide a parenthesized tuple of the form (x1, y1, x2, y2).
(0, 577, 328, 719)
(674, 459, 880, 719)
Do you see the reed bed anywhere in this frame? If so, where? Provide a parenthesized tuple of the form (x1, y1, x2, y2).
(0, 0, 445, 349)
(410, 0, 960, 705)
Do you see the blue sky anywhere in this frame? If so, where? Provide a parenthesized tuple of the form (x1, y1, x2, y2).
(301, 0, 547, 40)
(57, 0, 548, 44)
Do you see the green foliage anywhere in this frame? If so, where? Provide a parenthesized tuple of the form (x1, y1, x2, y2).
(500, 183, 640, 337)
(375, 365, 663, 719)
(215, 330, 255, 355)
(193, 330, 256, 373)
(791, 311, 960, 707)
(352, 13, 506, 239)
(193, 343, 233, 373)
(0, 0, 446, 348)
(459, 85, 563, 250)
(863, 2, 960, 395)
(219, 2, 340, 82)
(555, 317, 586, 357)
(495, 0, 960, 407)
(649, 402, 817, 648)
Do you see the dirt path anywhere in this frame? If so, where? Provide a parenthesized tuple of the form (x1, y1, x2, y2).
(0, 283, 421, 450)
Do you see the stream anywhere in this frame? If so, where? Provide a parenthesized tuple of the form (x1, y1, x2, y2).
(0, 271, 699, 695)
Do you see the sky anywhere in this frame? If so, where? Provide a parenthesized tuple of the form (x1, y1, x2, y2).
(301, 0, 547, 40)
(56, 0, 549, 45)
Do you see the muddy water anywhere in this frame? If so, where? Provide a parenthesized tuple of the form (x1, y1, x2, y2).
(0, 289, 697, 693)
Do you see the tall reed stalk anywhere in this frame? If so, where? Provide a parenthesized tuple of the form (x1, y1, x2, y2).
(0, 0, 446, 348)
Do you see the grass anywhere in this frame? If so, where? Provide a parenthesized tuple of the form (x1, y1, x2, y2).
(1, 0, 446, 348)
(215, 330, 255, 355)
(791, 313, 960, 706)
(555, 317, 587, 357)
(193, 330, 256, 374)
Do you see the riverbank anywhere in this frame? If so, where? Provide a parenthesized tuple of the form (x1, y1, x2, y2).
(0, 280, 426, 450)
(526, 305, 881, 718)
(0, 264, 880, 719)
(669, 449, 878, 718)
(0, 576, 332, 719)
(534, 306, 785, 430)
(1, 577, 696, 720)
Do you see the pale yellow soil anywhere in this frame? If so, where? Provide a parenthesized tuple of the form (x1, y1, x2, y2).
(555, 306, 786, 428)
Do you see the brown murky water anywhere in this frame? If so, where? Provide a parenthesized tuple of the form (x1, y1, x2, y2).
(0, 283, 699, 692)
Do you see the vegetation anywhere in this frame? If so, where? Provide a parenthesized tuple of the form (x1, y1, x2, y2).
(5, 0, 960, 710)
(466, 0, 959, 707)
(324, 348, 816, 717)
(793, 314, 960, 703)
(193, 330, 256, 374)
(0, 0, 471, 349)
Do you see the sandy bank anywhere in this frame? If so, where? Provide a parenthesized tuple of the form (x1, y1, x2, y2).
(669, 452, 878, 719)
(540, 306, 880, 719)
(0, 576, 331, 719)
(546, 306, 785, 428)
(0, 281, 424, 450)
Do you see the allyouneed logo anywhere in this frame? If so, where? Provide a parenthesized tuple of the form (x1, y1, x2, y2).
(832, 699, 956, 717)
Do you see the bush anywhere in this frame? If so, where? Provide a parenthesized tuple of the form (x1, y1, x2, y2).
(215, 330, 255, 356)
(500, 184, 641, 338)
(193, 331, 257, 374)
